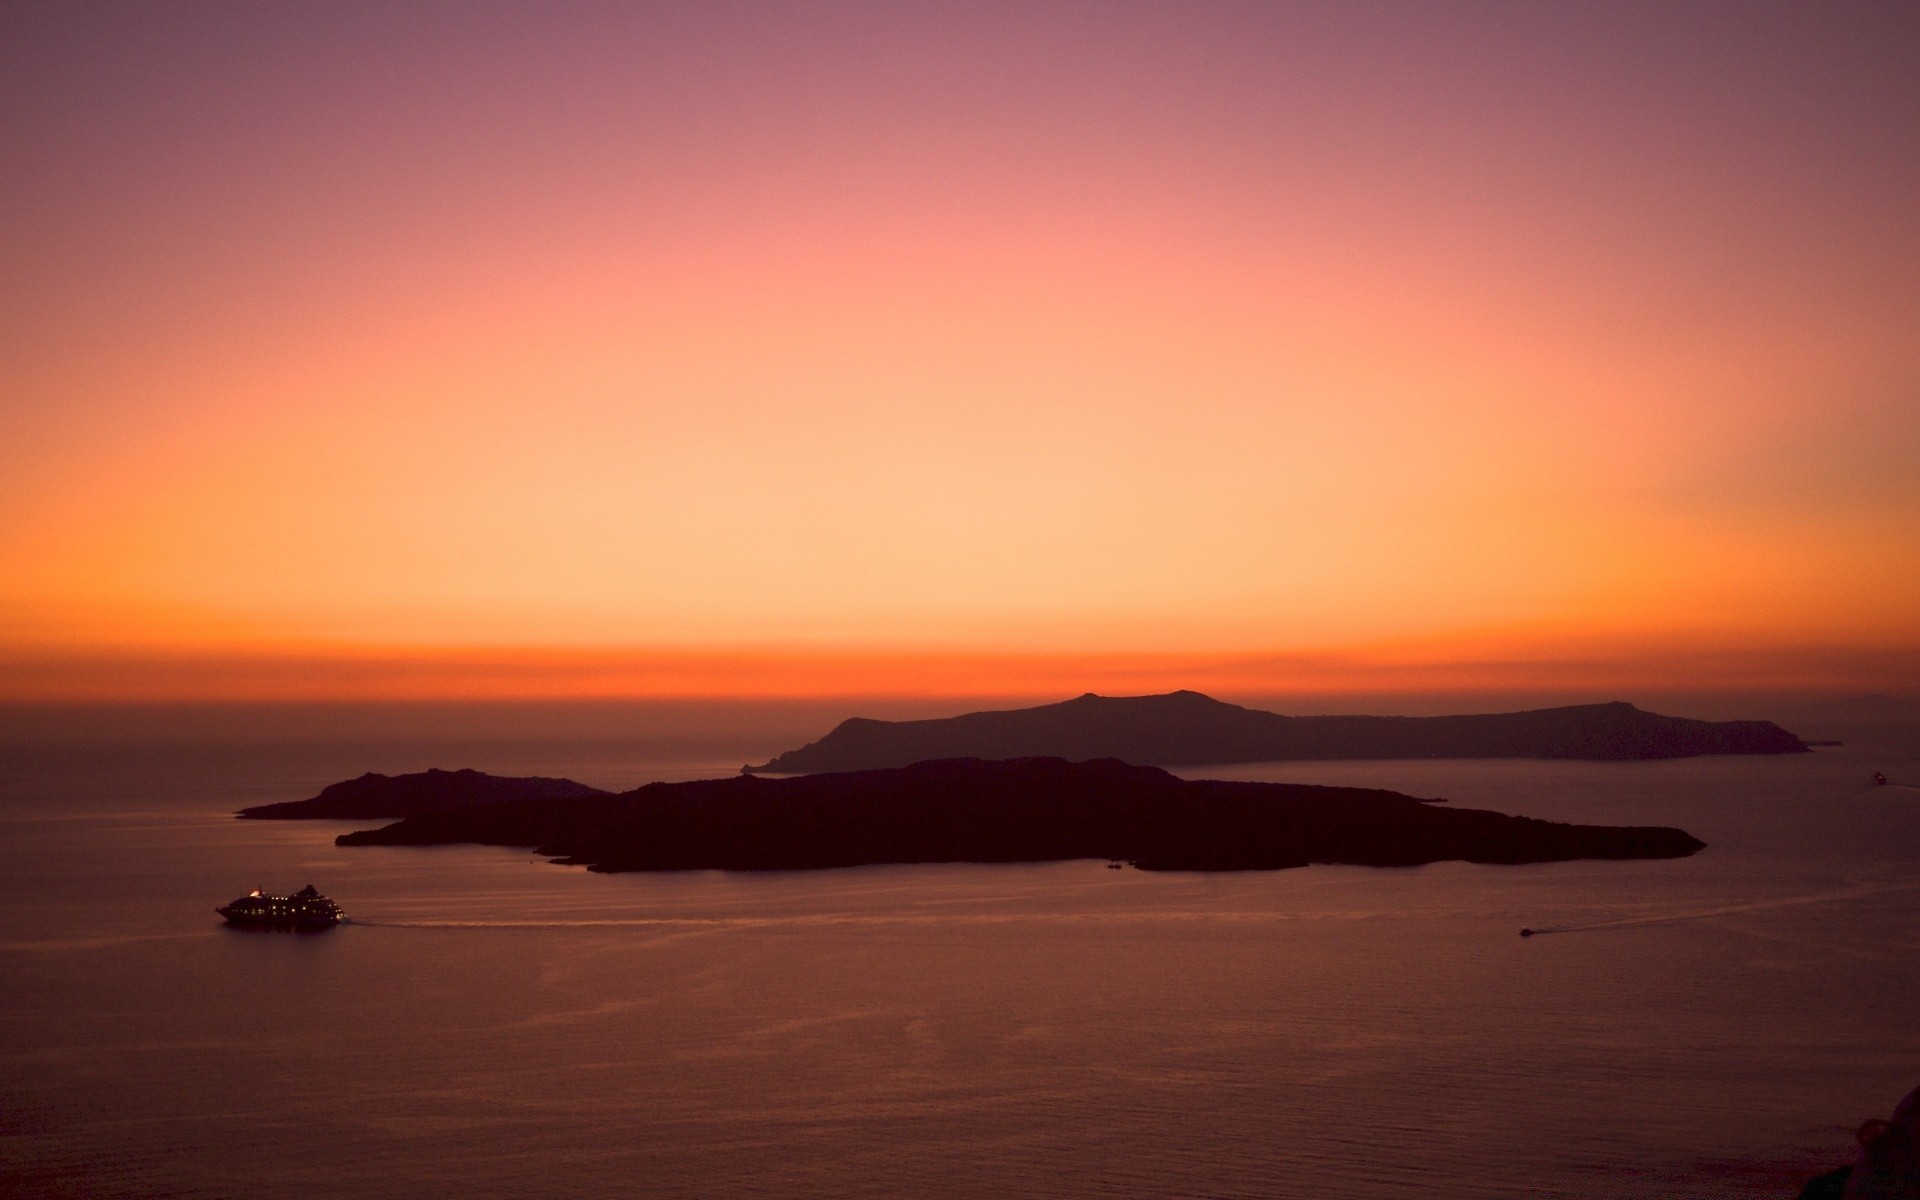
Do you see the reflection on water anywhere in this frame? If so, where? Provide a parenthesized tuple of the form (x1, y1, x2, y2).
(1, 709, 1917, 1199)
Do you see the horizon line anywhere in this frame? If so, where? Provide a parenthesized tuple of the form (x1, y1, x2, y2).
(3, 640, 1914, 704)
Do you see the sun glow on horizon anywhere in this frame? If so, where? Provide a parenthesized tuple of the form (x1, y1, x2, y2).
(3, 3, 1916, 702)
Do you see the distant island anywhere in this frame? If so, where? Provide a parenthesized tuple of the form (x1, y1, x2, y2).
(747, 692, 1808, 774)
(238, 767, 609, 820)
(327, 757, 1704, 873)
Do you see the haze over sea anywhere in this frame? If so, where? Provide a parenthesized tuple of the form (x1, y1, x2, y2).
(3, 699, 1916, 1199)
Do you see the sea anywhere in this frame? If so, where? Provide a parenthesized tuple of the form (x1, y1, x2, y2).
(2, 699, 1916, 1199)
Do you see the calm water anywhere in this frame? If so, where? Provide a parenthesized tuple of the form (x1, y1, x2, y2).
(2, 703, 1917, 1198)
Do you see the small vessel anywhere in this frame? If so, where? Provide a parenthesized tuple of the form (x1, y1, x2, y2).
(1519, 928, 1537, 937)
(217, 884, 344, 930)
(1873, 772, 1888, 786)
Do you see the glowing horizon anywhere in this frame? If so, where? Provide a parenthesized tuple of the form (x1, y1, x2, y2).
(5, 633, 1914, 706)
(4, 3, 1916, 702)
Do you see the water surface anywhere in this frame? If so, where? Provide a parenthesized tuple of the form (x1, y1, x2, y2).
(2, 706, 1916, 1197)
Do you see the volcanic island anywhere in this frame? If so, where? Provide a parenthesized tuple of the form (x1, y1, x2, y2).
(250, 756, 1707, 874)
(747, 691, 1807, 774)
(233, 694, 1808, 872)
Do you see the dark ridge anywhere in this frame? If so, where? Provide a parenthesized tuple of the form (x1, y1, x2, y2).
(748, 692, 1809, 774)
(334, 756, 1705, 874)
(237, 767, 610, 820)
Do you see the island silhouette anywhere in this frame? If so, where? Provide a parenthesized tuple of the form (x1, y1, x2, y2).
(305, 757, 1704, 873)
(747, 691, 1808, 774)
(238, 767, 605, 820)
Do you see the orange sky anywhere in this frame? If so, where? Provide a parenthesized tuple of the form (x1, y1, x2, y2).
(3, 3, 1916, 702)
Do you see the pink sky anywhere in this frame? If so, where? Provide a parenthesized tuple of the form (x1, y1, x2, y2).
(3, 2, 1916, 700)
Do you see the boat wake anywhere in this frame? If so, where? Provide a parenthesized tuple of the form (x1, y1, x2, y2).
(1519, 879, 1920, 937)
(345, 918, 732, 929)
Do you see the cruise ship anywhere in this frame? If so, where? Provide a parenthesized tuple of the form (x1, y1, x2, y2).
(217, 884, 344, 929)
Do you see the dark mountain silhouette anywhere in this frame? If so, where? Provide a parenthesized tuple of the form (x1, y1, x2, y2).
(334, 756, 1705, 873)
(748, 692, 1808, 774)
(237, 767, 609, 820)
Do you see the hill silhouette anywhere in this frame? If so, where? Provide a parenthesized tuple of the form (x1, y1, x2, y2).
(334, 756, 1705, 873)
(749, 692, 1808, 774)
(237, 767, 609, 820)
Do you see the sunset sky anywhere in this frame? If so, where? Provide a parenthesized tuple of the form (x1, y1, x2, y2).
(3, 2, 1916, 701)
